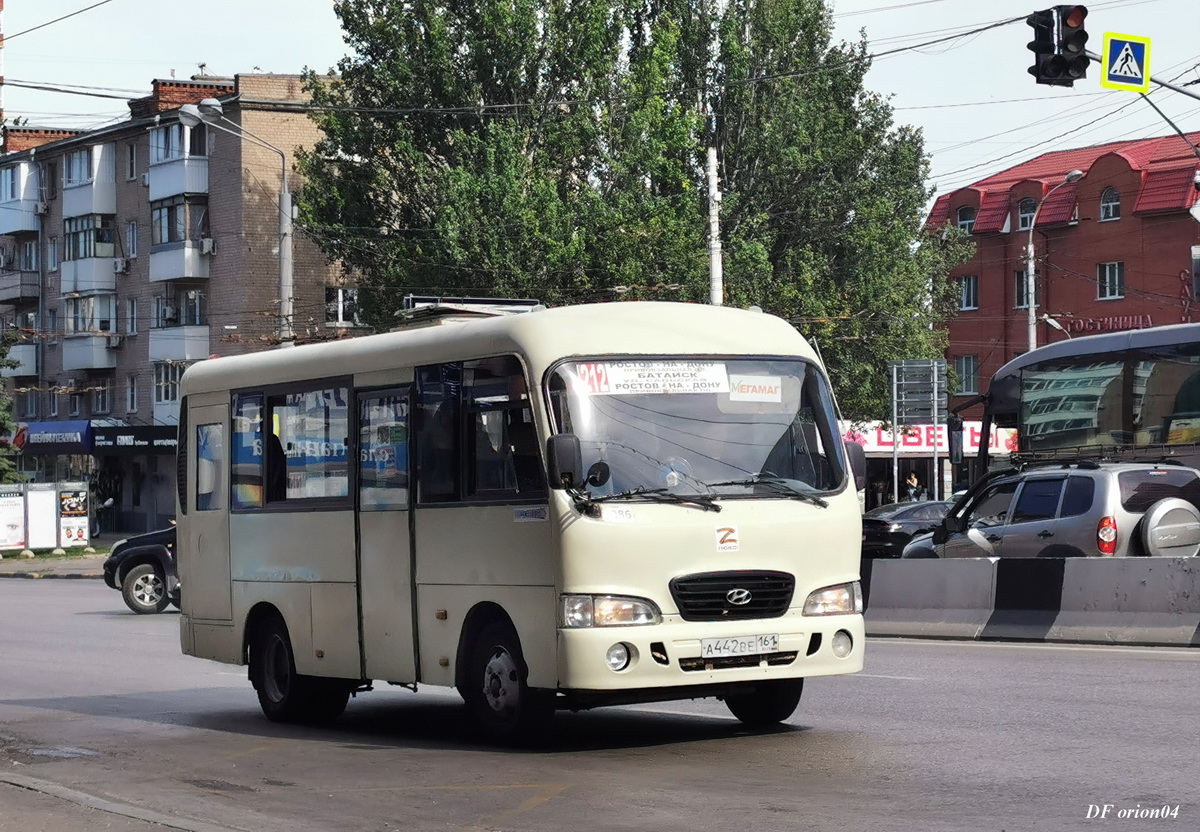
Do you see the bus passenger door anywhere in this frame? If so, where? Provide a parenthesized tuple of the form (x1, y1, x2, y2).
(357, 389, 416, 683)
(187, 403, 232, 621)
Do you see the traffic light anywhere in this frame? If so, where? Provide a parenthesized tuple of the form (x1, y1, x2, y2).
(1026, 5, 1090, 87)
(1026, 9, 1061, 85)
(1056, 4, 1090, 82)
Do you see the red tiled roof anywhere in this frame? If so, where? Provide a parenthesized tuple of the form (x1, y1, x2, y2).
(972, 191, 1011, 233)
(927, 132, 1200, 228)
(1134, 166, 1200, 214)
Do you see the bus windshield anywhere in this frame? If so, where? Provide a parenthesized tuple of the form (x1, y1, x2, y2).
(548, 358, 847, 497)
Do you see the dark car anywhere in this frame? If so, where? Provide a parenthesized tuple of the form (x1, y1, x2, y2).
(102, 526, 178, 614)
(861, 500, 954, 559)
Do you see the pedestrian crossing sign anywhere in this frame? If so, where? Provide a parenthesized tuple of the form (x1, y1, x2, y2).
(1102, 33, 1151, 93)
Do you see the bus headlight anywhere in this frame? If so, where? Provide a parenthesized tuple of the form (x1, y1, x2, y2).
(560, 595, 662, 628)
(802, 582, 863, 616)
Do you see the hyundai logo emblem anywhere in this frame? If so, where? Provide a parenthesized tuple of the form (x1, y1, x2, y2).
(726, 588, 752, 606)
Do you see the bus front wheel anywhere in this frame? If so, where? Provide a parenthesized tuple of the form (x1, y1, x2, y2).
(465, 620, 552, 743)
(250, 616, 349, 724)
(723, 679, 804, 727)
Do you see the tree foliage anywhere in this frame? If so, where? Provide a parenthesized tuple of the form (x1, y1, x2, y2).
(0, 329, 26, 483)
(297, 0, 973, 420)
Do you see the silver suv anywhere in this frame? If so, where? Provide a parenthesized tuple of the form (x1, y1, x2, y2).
(903, 461, 1200, 558)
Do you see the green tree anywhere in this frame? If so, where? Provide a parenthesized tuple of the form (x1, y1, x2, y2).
(0, 328, 26, 483)
(297, 0, 972, 421)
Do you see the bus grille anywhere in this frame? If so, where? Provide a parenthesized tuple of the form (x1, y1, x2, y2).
(679, 652, 798, 672)
(669, 571, 794, 621)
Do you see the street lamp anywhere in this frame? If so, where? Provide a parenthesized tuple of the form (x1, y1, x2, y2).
(178, 99, 294, 343)
(1026, 169, 1083, 351)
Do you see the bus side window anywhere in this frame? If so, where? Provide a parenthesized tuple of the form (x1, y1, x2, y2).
(416, 364, 462, 503)
(231, 395, 264, 509)
(196, 423, 224, 511)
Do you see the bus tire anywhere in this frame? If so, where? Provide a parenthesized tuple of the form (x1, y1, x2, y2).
(250, 616, 349, 724)
(723, 679, 804, 727)
(121, 564, 170, 614)
(465, 619, 552, 743)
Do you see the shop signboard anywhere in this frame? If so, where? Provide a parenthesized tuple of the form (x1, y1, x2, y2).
(58, 488, 90, 548)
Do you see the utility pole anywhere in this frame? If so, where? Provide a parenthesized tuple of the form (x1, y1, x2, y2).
(707, 146, 722, 305)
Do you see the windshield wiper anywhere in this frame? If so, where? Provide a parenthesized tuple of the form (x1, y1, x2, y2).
(709, 476, 829, 508)
(589, 486, 722, 512)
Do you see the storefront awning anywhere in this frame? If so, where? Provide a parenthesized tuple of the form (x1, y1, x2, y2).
(91, 425, 177, 456)
(14, 421, 93, 455)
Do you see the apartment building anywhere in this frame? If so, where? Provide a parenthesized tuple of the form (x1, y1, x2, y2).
(928, 132, 1200, 423)
(0, 74, 358, 533)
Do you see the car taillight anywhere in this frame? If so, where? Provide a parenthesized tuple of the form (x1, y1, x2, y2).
(1097, 516, 1117, 555)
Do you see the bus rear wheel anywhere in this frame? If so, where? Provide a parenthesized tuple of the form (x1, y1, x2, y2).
(723, 679, 804, 727)
(250, 616, 349, 724)
(465, 620, 552, 743)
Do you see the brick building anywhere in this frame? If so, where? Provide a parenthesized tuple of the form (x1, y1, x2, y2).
(0, 74, 357, 533)
(927, 132, 1200, 427)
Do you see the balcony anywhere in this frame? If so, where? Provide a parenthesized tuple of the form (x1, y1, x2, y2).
(0, 344, 38, 377)
(63, 179, 117, 219)
(0, 269, 40, 303)
(149, 324, 210, 362)
(150, 242, 210, 282)
(61, 258, 118, 294)
(0, 200, 41, 235)
(148, 157, 208, 201)
(62, 335, 118, 371)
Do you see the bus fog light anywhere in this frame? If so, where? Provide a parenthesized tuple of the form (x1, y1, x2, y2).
(831, 630, 853, 658)
(605, 643, 631, 671)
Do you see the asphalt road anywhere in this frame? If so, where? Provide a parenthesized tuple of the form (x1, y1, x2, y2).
(0, 581, 1196, 832)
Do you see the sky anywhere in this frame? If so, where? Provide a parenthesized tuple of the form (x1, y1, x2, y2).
(1, 0, 1197, 208)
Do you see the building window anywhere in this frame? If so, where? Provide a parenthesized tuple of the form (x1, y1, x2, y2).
(154, 362, 184, 404)
(48, 237, 59, 271)
(154, 296, 180, 328)
(19, 240, 38, 272)
(1098, 261, 1125, 299)
(49, 388, 59, 417)
(64, 148, 92, 187)
(126, 298, 138, 335)
(126, 142, 138, 181)
(956, 276, 978, 311)
(1100, 187, 1121, 221)
(956, 206, 976, 234)
(150, 123, 208, 164)
(46, 309, 58, 339)
(65, 294, 117, 334)
(326, 287, 362, 326)
(1017, 198, 1037, 231)
(151, 195, 208, 245)
(92, 378, 111, 414)
(954, 355, 980, 396)
(41, 162, 57, 201)
(126, 221, 138, 258)
(0, 167, 18, 201)
(127, 375, 138, 412)
(68, 379, 82, 416)
(64, 215, 116, 260)
(20, 391, 37, 419)
(1015, 269, 1040, 309)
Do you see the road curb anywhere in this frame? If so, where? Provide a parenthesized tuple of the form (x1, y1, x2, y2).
(0, 571, 104, 580)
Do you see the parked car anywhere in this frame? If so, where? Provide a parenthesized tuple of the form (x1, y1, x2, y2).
(902, 460, 1200, 559)
(861, 500, 954, 559)
(103, 526, 178, 614)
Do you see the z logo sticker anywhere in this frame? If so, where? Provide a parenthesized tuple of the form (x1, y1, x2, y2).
(716, 526, 739, 552)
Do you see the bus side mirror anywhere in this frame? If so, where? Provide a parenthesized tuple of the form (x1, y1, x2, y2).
(845, 441, 867, 491)
(546, 433, 583, 490)
(948, 414, 964, 465)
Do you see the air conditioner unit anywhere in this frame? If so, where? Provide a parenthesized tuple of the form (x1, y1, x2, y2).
(105, 335, 123, 350)
(35, 202, 49, 215)
(112, 258, 129, 274)
(140, 173, 150, 187)
(200, 237, 216, 255)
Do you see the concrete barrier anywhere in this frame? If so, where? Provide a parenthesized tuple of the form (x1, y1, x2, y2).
(865, 558, 996, 640)
(1048, 557, 1200, 647)
(864, 557, 1200, 648)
